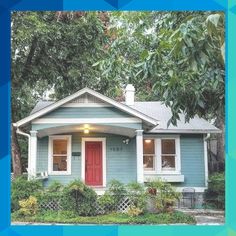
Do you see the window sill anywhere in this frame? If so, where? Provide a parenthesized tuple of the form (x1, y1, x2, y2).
(144, 174, 184, 182)
(48, 171, 71, 176)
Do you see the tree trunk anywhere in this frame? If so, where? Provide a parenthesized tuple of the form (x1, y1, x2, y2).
(11, 125, 22, 177)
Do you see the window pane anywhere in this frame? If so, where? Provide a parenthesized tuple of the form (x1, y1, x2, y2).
(143, 156, 154, 170)
(53, 155, 67, 171)
(161, 139, 175, 154)
(162, 155, 175, 169)
(143, 139, 155, 154)
(53, 139, 67, 155)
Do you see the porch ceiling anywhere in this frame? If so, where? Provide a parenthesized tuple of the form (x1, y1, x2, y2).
(36, 124, 137, 138)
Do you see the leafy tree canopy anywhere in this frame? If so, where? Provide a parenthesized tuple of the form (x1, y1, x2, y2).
(12, 11, 224, 125)
(94, 11, 225, 125)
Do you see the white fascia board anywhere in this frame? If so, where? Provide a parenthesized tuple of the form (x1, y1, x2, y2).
(62, 103, 112, 107)
(15, 88, 158, 127)
(148, 129, 221, 134)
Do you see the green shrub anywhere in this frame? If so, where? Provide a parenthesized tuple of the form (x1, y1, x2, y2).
(106, 180, 127, 205)
(60, 180, 97, 216)
(98, 180, 127, 213)
(47, 181, 64, 192)
(126, 182, 146, 212)
(97, 193, 116, 213)
(146, 180, 181, 213)
(204, 172, 225, 209)
(18, 196, 38, 216)
(11, 176, 43, 212)
(37, 181, 64, 212)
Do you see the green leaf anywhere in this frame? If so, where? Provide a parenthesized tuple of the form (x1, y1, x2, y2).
(140, 50, 149, 60)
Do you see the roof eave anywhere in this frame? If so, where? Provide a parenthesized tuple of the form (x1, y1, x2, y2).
(145, 129, 221, 134)
(15, 88, 158, 128)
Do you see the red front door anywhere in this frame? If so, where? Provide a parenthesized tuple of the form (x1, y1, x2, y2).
(85, 141, 103, 186)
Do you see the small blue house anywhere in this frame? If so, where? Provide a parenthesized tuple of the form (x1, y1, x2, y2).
(14, 85, 220, 195)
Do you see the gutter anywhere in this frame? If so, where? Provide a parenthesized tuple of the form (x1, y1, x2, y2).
(204, 133, 211, 141)
(14, 125, 31, 177)
(203, 133, 210, 187)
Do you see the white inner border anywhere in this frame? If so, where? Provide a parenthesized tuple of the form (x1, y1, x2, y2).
(81, 137, 106, 187)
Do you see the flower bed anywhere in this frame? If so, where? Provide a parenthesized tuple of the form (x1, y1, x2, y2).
(11, 177, 194, 224)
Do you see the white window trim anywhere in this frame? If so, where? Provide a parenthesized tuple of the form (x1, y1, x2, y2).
(48, 135, 72, 175)
(144, 135, 181, 175)
(81, 137, 106, 187)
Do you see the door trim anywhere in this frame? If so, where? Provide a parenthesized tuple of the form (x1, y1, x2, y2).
(81, 137, 106, 187)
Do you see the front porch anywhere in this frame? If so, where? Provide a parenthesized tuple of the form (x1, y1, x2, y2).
(26, 123, 146, 186)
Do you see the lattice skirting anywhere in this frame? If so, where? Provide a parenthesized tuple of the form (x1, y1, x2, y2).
(39, 196, 134, 214)
(39, 200, 62, 211)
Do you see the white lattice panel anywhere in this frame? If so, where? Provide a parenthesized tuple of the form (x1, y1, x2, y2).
(117, 197, 133, 213)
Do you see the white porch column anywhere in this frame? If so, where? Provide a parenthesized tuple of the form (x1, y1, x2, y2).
(136, 130, 144, 183)
(29, 131, 38, 178)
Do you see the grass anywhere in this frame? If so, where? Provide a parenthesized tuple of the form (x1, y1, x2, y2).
(12, 210, 196, 224)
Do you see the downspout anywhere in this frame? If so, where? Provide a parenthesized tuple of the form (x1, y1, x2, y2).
(13, 125, 31, 179)
(204, 133, 211, 187)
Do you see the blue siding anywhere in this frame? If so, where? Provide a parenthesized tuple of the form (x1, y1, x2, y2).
(178, 134, 205, 187)
(36, 133, 205, 187)
(43, 107, 132, 118)
(143, 134, 205, 187)
(36, 133, 136, 186)
(106, 137, 136, 183)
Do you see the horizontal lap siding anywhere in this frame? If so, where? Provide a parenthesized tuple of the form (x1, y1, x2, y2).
(143, 134, 205, 188)
(36, 133, 137, 186)
(106, 137, 136, 183)
(42, 107, 132, 118)
(37, 135, 82, 186)
(36, 137, 48, 173)
(177, 134, 205, 187)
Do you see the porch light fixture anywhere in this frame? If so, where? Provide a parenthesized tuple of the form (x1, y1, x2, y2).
(123, 138, 130, 144)
(84, 129, 89, 134)
(145, 139, 152, 143)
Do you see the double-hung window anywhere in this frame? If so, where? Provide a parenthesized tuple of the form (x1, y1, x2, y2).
(48, 135, 71, 175)
(143, 136, 180, 174)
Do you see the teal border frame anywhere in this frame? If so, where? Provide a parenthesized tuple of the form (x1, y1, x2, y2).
(0, 0, 235, 235)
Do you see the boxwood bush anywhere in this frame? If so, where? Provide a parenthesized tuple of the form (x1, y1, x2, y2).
(60, 180, 97, 216)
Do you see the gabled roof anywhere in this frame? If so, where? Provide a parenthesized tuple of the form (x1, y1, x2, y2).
(13, 88, 158, 127)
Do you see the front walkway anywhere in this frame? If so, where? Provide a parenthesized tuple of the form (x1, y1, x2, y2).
(178, 209, 225, 225)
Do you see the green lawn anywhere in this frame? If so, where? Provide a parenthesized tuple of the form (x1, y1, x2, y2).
(12, 211, 196, 224)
